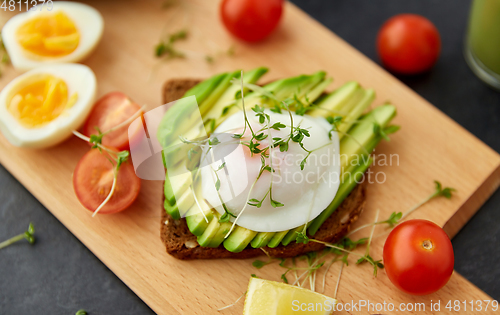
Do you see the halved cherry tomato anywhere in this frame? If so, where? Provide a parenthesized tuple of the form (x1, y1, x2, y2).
(383, 219, 454, 295)
(73, 149, 141, 214)
(377, 14, 441, 74)
(220, 0, 283, 42)
(83, 92, 143, 151)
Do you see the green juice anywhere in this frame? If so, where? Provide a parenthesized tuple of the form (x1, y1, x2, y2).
(466, 0, 500, 88)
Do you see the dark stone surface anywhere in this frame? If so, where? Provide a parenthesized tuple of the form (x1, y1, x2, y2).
(1, 1, 499, 314)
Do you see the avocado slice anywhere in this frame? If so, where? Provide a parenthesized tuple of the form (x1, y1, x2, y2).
(308, 156, 374, 235)
(164, 198, 180, 220)
(157, 73, 227, 148)
(250, 232, 275, 248)
(207, 221, 233, 248)
(308, 81, 359, 117)
(204, 67, 268, 131)
(281, 226, 305, 246)
(164, 169, 192, 206)
(267, 230, 289, 248)
(223, 226, 258, 253)
(339, 104, 397, 171)
(199, 71, 241, 117)
(197, 217, 220, 247)
(336, 88, 375, 137)
(185, 201, 215, 237)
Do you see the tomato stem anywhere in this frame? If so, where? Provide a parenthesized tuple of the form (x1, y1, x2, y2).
(422, 239, 433, 250)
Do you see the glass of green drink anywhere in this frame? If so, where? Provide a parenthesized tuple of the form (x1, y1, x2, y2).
(465, 0, 500, 90)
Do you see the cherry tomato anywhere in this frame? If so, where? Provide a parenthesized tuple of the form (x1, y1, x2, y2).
(383, 219, 454, 295)
(220, 0, 283, 42)
(73, 149, 141, 214)
(377, 14, 441, 74)
(83, 92, 143, 151)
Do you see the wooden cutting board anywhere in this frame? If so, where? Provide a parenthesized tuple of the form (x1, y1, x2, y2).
(1, 1, 499, 314)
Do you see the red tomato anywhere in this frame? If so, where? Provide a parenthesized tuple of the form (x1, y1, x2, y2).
(73, 149, 141, 214)
(83, 92, 143, 151)
(383, 219, 454, 295)
(377, 14, 441, 74)
(220, 0, 283, 42)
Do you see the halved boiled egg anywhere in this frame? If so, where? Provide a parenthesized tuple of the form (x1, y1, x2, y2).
(200, 110, 341, 232)
(0, 63, 96, 148)
(2, 2, 104, 71)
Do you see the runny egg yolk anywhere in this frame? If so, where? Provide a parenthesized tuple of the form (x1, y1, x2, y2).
(8, 75, 77, 128)
(16, 11, 80, 57)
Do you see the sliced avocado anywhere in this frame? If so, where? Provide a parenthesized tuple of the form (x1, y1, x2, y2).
(215, 72, 327, 127)
(199, 71, 241, 117)
(186, 211, 214, 237)
(164, 169, 192, 206)
(223, 226, 258, 253)
(270, 71, 326, 105)
(207, 221, 233, 248)
(157, 73, 227, 148)
(204, 67, 268, 131)
(184, 72, 228, 104)
(308, 105, 396, 235)
(337, 88, 375, 137)
(197, 217, 220, 247)
(174, 187, 195, 217)
(186, 206, 215, 237)
(164, 187, 195, 220)
(308, 81, 359, 117)
(298, 77, 333, 106)
(308, 157, 374, 236)
(164, 198, 180, 219)
(281, 226, 305, 246)
(164, 175, 176, 206)
(339, 104, 397, 171)
(250, 232, 275, 248)
(267, 230, 289, 248)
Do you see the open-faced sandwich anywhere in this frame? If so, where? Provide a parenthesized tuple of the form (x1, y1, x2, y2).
(157, 67, 397, 259)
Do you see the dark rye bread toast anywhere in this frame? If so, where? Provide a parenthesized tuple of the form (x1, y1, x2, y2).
(160, 79, 367, 260)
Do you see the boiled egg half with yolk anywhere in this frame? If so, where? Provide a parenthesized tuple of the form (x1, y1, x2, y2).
(200, 109, 341, 232)
(0, 63, 96, 148)
(2, 2, 104, 71)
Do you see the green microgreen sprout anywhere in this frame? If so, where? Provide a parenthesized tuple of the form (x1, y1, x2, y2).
(72, 106, 144, 217)
(373, 123, 400, 141)
(0, 222, 35, 250)
(327, 115, 370, 156)
(252, 259, 274, 269)
(258, 181, 456, 292)
(354, 210, 384, 276)
(400, 180, 456, 220)
(205, 45, 236, 64)
(155, 30, 188, 59)
(75, 310, 87, 315)
(205, 150, 235, 224)
(346, 180, 456, 237)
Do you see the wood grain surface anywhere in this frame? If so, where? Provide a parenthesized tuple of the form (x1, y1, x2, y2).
(1, 1, 499, 314)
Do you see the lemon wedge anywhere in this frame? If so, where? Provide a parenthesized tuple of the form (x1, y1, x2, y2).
(244, 278, 336, 315)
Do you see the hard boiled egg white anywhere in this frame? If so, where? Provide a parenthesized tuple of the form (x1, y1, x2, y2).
(2, 1, 104, 71)
(0, 63, 96, 148)
(200, 109, 341, 232)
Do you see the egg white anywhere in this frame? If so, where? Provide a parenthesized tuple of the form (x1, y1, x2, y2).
(2, 1, 104, 71)
(0, 63, 96, 148)
(199, 109, 341, 232)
